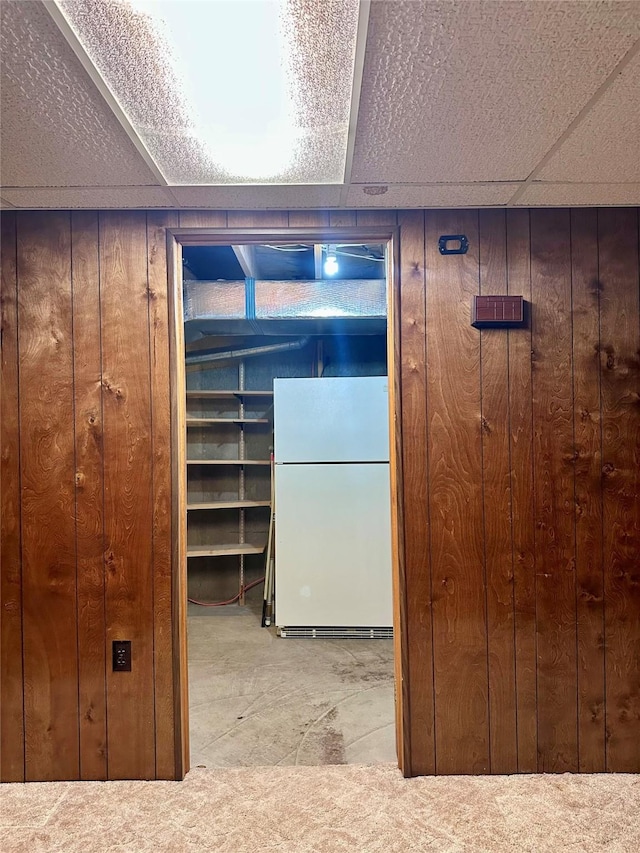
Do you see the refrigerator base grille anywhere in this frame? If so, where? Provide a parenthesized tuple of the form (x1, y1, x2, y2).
(278, 626, 393, 640)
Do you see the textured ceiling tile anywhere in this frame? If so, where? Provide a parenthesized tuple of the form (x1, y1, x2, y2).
(352, 1, 640, 184)
(1, 186, 175, 209)
(56, 0, 359, 184)
(536, 51, 640, 182)
(171, 185, 342, 209)
(0, 0, 158, 187)
(346, 183, 519, 208)
(514, 183, 640, 207)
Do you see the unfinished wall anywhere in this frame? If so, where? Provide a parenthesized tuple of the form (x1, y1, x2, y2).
(1, 207, 639, 781)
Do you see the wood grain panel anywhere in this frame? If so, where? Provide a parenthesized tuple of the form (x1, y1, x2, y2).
(426, 210, 489, 774)
(100, 211, 156, 779)
(598, 208, 640, 772)
(478, 209, 517, 773)
(17, 211, 80, 781)
(287, 211, 330, 227)
(356, 210, 397, 227)
(329, 211, 357, 227)
(71, 211, 107, 780)
(397, 210, 434, 774)
(0, 212, 24, 781)
(148, 211, 179, 779)
(227, 211, 289, 228)
(505, 209, 537, 772)
(530, 209, 578, 772)
(387, 224, 407, 774)
(178, 211, 227, 228)
(168, 230, 189, 779)
(570, 209, 605, 772)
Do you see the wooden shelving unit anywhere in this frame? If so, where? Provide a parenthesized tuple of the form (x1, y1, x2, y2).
(185, 368, 273, 602)
(186, 459, 270, 466)
(186, 418, 270, 425)
(187, 500, 271, 511)
(186, 390, 274, 399)
(187, 543, 265, 558)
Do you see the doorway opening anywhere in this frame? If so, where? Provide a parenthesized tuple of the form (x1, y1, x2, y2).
(168, 227, 405, 775)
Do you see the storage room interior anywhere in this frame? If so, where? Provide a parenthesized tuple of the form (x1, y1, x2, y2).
(182, 240, 397, 768)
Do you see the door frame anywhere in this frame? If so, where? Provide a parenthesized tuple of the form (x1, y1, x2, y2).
(166, 226, 409, 778)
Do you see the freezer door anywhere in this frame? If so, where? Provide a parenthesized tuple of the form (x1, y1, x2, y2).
(275, 462, 393, 628)
(274, 376, 389, 463)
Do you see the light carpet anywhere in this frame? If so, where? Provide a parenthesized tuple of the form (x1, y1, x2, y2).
(1, 765, 638, 852)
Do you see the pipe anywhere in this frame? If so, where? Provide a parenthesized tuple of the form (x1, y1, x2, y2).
(185, 336, 311, 366)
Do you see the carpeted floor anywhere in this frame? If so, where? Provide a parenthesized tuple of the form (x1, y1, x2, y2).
(1, 765, 638, 852)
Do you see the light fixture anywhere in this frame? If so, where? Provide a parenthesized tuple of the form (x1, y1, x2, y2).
(51, 0, 362, 185)
(324, 247, 339, 277)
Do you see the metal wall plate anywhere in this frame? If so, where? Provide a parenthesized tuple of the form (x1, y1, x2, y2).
(438, 234, 469, 255)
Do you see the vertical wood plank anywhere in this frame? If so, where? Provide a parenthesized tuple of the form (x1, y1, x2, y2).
(178, 211, 227, 228)
(356, 210, 398, 227)
(71, 211, 107, 780)
(599, 207, 640, 773)
(100, 211, 156, 780)
(570, 208, 605, 772)
(530, 209, 578, 772)
(505, 209, 537, 772)
(398, 210, 434, 775)
(168, 232, 189, 779)
(227, 211, 289, 228)
(329, 211, 357, 227)
(287, 211, 330, 227)
(479, 209, 517, 773)
(426, 209, 489, 773)
(17, 211, 80, 781)
(0, 211, 24, 781)
(148, 211, 179, 779)
(387, 225, 408, 774)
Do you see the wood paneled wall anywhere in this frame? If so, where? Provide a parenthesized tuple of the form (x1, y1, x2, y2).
(1, 207, 638, 781)
(399, 207, 640, 775)
(1, 210, 177, 781)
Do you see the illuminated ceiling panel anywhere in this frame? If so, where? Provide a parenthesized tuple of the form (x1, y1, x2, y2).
(53, 0, 361, 185)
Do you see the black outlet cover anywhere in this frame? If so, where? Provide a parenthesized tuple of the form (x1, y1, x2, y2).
(112, 640, 132, 672)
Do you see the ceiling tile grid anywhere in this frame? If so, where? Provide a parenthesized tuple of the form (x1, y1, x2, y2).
(350, 0, 640, 184)
(514, 182, 640, 207)
(171, 185, 343, 210)
(346, 182, 519, 208)
(1, 1, 639, 210)
(0, 0, 160, 188)
(0, 186, 176, 209)
(535, 50, 640, 183)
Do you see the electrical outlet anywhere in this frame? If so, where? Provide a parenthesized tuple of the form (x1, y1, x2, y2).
(112, 640, 132, 672)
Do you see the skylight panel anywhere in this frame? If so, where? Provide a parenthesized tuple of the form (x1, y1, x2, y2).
(53, 0, 361, 185)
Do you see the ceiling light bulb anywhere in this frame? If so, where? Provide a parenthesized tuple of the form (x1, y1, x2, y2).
(324, 254, 339, 277)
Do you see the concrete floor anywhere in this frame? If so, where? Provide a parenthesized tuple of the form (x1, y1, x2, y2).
(188, 602, 396, 768)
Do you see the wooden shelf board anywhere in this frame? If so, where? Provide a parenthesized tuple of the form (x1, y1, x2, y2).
(186, 417, 269, 423)
(187, 500, 271, 511)
(187, 543, 265, 557)
(185, 390, 273, 399)
(186, 459, 270, 466)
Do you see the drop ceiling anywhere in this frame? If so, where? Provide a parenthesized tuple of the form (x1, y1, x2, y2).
(1, 0, 639, 210)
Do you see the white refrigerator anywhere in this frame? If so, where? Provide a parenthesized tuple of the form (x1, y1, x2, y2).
(274, 376, 393, 638)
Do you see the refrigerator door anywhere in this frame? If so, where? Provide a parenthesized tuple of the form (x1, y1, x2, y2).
(275, 462, 393, 628)
(274, 376, 389, 463)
